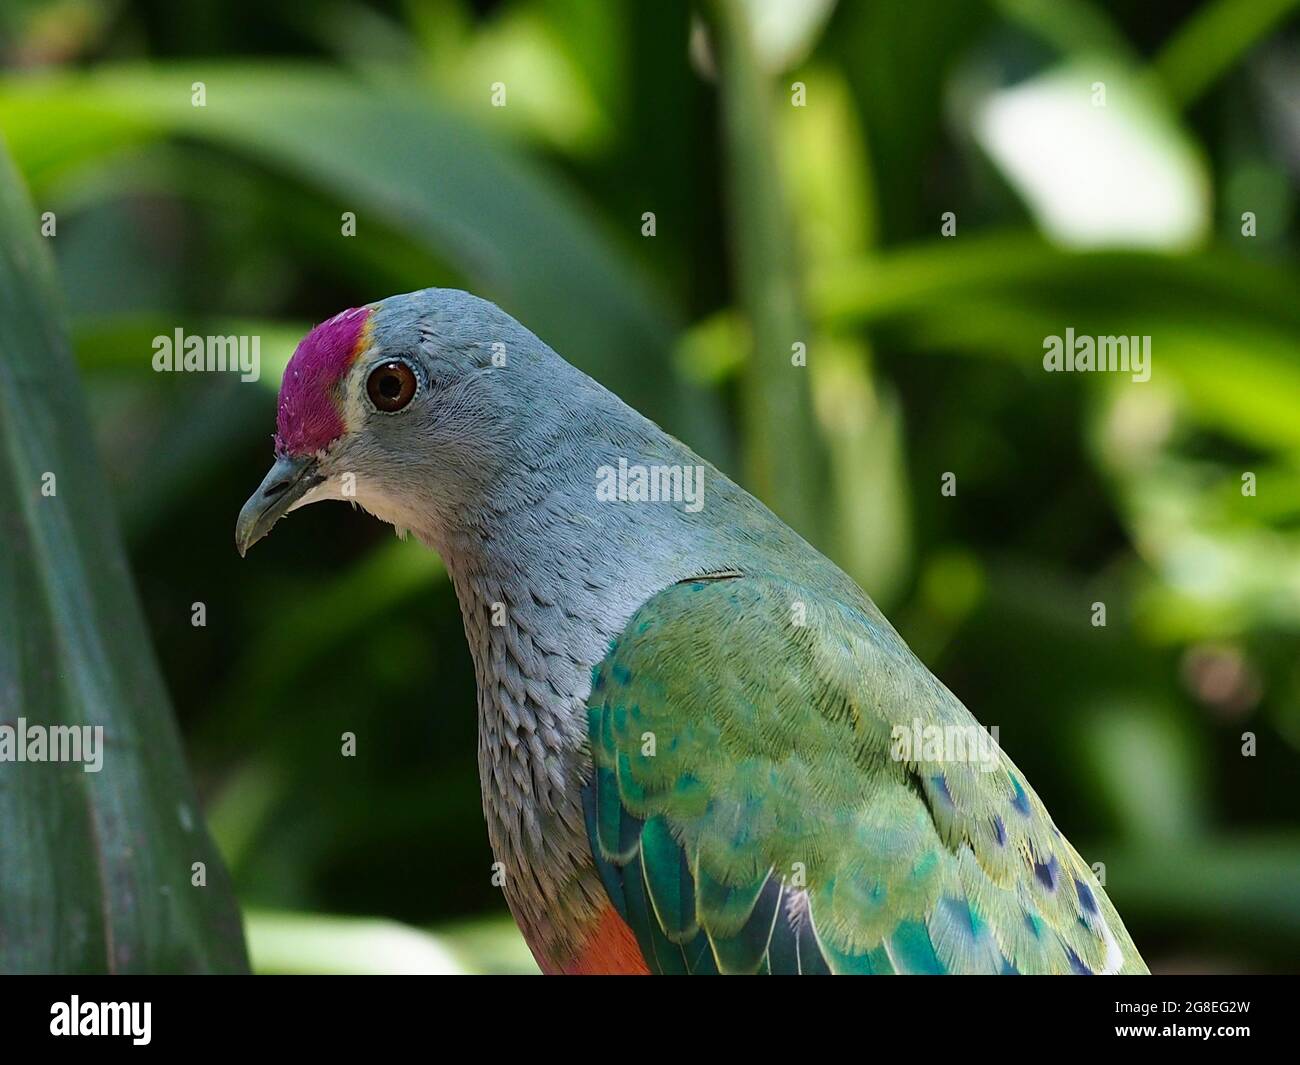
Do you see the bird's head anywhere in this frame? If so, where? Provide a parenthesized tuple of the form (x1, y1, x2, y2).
(235, 288, 542, 555)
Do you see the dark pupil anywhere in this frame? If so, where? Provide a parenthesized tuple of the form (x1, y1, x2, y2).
(379, 373, 402, 399)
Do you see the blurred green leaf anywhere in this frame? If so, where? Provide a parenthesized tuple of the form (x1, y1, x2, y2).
(698, 0, 826, 542)
(828, 0, 989, 245)
(994, 0, 1136, 61)
(0, 64, 723, 450)
(1081, 698, 1209, 843)
(813, 234, 1300, 451)
(206, 537, 444, 753)
(814, 234, 1300, 328)
(1101, 835, 1300, 954)
(812, 340, 912, 607)
(1152, 0, 1300, 108)
(70, 315, 304, 540)
(0, 139, 247, 973)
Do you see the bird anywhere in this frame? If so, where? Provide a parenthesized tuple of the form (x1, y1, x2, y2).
(235, 288, 1148, 975)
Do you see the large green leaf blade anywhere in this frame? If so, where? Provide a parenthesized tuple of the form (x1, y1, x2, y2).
(0, 64, 720, 449)
(0, 140, 247, 973)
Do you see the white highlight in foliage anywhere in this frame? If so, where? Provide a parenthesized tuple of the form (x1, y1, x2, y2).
(740, 0, 837, 72)
(974, 61, 1208, 250)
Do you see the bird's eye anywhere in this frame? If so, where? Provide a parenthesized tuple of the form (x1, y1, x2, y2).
(366, 361, 417, 413)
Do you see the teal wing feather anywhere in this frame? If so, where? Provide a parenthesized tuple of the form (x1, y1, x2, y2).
(582, 574, 1147, 975)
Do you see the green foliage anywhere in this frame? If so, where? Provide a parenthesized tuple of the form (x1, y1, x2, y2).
(0, 143, 246, 973)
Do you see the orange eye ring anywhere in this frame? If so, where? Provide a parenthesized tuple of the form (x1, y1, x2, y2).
(366, 361, 418, 412)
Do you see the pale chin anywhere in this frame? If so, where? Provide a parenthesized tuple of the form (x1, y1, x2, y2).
(286, 475, 343, 513)
(291, 473, 422, 542)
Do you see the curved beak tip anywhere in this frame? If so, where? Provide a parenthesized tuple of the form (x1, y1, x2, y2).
(235, 453, 322, 558)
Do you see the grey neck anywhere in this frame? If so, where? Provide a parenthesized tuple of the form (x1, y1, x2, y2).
(425, 409, 743, 961)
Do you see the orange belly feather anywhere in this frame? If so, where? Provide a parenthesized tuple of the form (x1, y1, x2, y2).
(546, 905, 649, 975)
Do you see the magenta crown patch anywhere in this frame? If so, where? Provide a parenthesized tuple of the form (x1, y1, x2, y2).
(275, 307, 372, 456)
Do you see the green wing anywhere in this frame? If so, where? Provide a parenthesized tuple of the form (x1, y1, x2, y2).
(582, 574, 1147, 975)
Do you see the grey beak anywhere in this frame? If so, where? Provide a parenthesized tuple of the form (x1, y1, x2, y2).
(235, 453, 324, 556)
